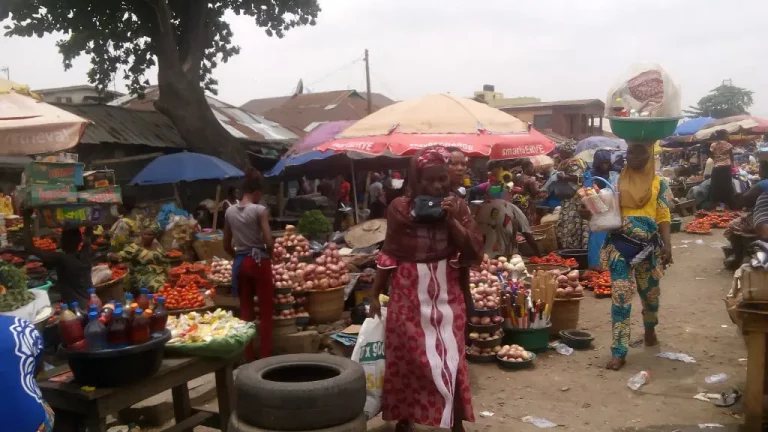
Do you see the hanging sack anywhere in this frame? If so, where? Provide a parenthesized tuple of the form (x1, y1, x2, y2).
(351, 313, 386, 419)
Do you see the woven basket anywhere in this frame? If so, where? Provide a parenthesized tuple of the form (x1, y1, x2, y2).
(532, 223, 558, 254)
(307, 286, 345, 324)
(94, 271, 129, 304)
(549, 296, 584, 336)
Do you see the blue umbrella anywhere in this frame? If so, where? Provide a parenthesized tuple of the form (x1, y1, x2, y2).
(673, 117, 715, 136)
(574, 136, 627, 155)
(129, 152, 244, 185)
(265, 150, 335, 177)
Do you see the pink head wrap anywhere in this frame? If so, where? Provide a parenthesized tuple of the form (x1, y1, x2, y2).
(416, 146, 451, 170)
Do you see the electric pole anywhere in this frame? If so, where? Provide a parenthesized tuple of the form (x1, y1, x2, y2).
(0, 67, 9, 80)
(364, 49, 372, 114)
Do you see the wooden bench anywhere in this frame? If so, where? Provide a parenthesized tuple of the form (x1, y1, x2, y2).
(39, 355, 237, 432)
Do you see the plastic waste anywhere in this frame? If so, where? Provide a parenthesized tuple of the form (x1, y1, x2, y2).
(554, 343, 574, 356)
(705, 373, 728, 384)
(84, 311, 107, 351)
(695, 239, 704, 245)
(521, 416, 558, 428)
(627, 371, 650, 391)
(657, 352, 696, 363)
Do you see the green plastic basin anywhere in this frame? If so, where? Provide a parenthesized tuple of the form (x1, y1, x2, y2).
(502, 325, 551, 353)
(609, 117, 681, 142)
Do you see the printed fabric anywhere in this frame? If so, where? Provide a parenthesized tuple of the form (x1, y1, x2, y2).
(109, 216, 138, 251)
(600, 178, 670, 358)
(0, 316, 54, 432)
(376, 252, 474, 428)
(473, 199, 521, 258)
(556, 158, 589, 249)
(710, 141, 733, 167)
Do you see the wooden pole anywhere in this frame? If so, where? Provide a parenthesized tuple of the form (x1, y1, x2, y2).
(278, 182, 285, 217)
(364, 49, 372, 115)
(350, 160, 358, 224)
(173, 183, 182, 208)
(362, 172, 371, 211)
(211, 184, 222, 230)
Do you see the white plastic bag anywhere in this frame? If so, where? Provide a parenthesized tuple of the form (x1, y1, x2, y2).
(91, 264, 113, 286)
(351, 314, 386, 419)
(605, 63, 682, 118)
(587, 178, 622, 232)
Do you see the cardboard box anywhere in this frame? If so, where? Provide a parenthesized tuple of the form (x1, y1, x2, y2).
(38, 204, 111, 228)
(21, 184, 78, 206)
(77, 186, 122, 204)
(83, 170, 116, 189)
(25, 161, 84, 186)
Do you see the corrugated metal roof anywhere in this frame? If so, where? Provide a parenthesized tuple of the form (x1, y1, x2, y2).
(110, 86, 298, 142)
(55, 104, 187, 148)
(499, 99, 604, 110)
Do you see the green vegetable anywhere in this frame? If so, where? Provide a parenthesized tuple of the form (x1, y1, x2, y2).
(298, 210, 333, 238)
(0, 263, 34, 312)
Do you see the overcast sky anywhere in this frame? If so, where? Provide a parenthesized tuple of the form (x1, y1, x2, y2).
(1, 0, 766, 116)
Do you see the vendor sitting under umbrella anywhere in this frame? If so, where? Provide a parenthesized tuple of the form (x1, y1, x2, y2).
(111, 218, 169, 293)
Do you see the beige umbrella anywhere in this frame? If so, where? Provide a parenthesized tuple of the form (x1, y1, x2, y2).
(0, 79, 89, 156)
(337, 93, 529, 137)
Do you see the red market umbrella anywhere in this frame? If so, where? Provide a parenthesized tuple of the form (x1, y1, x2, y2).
(315, 94, 555, 158)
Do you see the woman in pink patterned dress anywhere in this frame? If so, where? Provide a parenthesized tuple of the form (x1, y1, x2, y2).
(369, 147, 483, 432)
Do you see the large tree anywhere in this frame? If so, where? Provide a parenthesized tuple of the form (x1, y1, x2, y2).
(4, 0, 320, 165)
(684, 82, 754, 119)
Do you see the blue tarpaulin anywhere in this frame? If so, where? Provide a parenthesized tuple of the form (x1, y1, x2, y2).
(673, 117, 715, 136)
(265, 150, 336, 177)
(129, 152, 244, 185)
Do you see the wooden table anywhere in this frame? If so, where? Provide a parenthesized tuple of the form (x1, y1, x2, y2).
(39, 356, 237, 432)
(739, 308, 768, 431)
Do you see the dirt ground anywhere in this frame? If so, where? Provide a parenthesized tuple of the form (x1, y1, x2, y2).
(368, 228, 748, 432)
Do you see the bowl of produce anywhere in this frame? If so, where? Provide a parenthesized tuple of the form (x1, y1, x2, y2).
(466, 346, 498, 363)
(468, 315, 504, 333)
(559, 329, 594, 350)
(470, 332, 503, 349)
(608, 117, 681, 142)
(496, 344, 535, 370)
(63, 330, 171, 387)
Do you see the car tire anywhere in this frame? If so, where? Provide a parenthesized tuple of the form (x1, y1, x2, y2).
(235, 354, 366, 430)
(229, 411, 367, 432)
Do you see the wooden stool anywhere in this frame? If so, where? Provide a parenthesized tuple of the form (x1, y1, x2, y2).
(739, 308, 768, 431)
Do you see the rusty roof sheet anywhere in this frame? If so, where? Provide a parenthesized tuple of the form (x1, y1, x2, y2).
(54, 104, 187, 148)
(499, 99, 605, 110)
(110, 86, 298, 142)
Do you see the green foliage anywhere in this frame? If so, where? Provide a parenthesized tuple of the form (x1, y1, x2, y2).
(0, 263, 34, 312)
(684, 83, 754, 119)
(297, 210, 332, 237)
(4, 0, 320, 96)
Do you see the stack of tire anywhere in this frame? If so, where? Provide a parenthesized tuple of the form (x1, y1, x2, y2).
(230, 354, 368, 432)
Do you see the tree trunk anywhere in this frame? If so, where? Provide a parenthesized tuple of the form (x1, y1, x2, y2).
(154, 73, 247, 168)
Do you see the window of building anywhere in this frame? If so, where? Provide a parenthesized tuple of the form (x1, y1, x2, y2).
(533, 114, 552, 130)
(55, 96, 73, 103)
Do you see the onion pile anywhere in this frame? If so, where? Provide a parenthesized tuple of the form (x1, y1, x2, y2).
(273, 225, 311, 261)
(468, 346, 496, 356)
(275, 293, 295, 304)
(470, 280, 501, 311)
(555, 270, 584, 298)
(209, 257, 232, 284)
(497, 344, 532, 362)
(469, 315, 504, 326)
(301, 243, 350, 291)
(470, 254, 528, 285)
(468, 329, 503, 341)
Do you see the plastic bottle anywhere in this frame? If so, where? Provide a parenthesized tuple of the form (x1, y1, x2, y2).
(627, 371, 650, 391)
(705, 373, 728, 384)
(84, 311, 107, 351)
(137, 288, 150, 310)
(87, 288, 103, 309)
(554, 343, 574, 356)
(130, 308, 150, 345)
(58, 304, 85, 349)
(100, 301, 115, 325)
(146, 294, 155, 311)
(107, 304, 129, 348)
(124, 293, 134, 312)
(70, 301, 88, 328)
(150, 296, 168, 334)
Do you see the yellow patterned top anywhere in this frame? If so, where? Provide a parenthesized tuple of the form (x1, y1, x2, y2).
(620, 175, 671, 224)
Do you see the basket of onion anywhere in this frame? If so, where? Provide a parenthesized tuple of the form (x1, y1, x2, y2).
(496, 344, 535, 370)
(470, 280, 501, 314)
(555, 270, 585, 298)
(468, 315, 504, 335)
(466, 346, 498, 363)
(469, 329, 504, 349)
(274, 293, 295, 311)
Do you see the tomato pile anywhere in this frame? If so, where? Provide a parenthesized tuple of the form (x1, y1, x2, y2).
(157, 274, 209, 310)
(582, 270, 611, 297)
(685, 210, 742, 234)
(166, 250, 183, 259)
(1, 253, 24, 266)
(111, 264, 127, 280)
(529, 252, 578, 267)
(33, 237, 56, 251)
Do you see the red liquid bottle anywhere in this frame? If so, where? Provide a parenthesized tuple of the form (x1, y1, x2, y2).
(70, 301, 88, 329)
(87, 288, 103, 310)
(130, 308, 150, 345)
(99, 301, 115, 325)
(137, 288, 150, 310)
(107, 304, 129, 348)
(150, 296, 168, 334)
(59, 304, 85, 350)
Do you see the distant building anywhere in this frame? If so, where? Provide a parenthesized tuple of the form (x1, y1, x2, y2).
(472, 84, 540, 108)
(33, 85, 123, 105)
(499, 99, 606, 140)
(242, 90, 395, 136)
